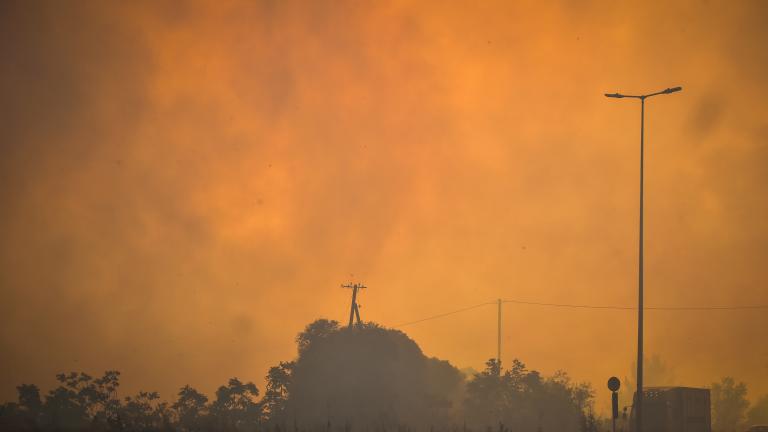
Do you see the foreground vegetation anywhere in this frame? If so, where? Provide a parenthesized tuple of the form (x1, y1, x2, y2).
(1, 319, 765, 431)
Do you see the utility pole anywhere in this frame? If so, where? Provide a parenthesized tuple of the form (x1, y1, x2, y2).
(497, 298, 502, 370)
(342, 283, 366, 328)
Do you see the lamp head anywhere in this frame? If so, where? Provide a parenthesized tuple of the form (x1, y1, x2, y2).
(605, 93, 624, 98)
(663, 86, 682, 94)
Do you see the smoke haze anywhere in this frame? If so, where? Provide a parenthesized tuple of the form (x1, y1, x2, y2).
(1, 0, 767, 412)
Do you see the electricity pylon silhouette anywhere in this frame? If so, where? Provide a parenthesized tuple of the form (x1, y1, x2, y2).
(342, 283, 366, 328)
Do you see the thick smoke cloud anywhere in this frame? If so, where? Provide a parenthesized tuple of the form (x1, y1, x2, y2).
(1, 0, 767, 412)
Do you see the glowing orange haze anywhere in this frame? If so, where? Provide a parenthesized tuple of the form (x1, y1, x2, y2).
(1, 0, 767, 412)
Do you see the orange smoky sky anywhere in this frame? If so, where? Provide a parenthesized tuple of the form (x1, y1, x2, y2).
(1, 0, 767, 412)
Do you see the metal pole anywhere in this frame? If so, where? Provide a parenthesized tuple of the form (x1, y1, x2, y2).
(348, 286, 358, 328)
(497, 298, 502, 369)
(636, 97, 645, 432)
(605, 85, 681, 432)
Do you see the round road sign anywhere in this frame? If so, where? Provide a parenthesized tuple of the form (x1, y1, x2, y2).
(607, 376, 621, 392)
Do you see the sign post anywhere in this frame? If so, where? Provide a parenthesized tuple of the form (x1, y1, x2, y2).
(608, 377, 621, 432)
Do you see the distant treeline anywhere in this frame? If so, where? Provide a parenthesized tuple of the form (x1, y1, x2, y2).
(4, 319, 763, 432)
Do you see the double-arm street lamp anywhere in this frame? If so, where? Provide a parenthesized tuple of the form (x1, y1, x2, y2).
(605, 86, 682, 432)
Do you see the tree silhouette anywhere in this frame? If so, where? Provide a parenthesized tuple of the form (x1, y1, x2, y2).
(0, 384, 43, 430)
(120, 391, 170, 430)
(464, 359, 511, 423)
(283, 320, 463, 430)
(173, 385, 209, 431)
(39, 370, 121, 429)
(262, 361, 294, 423)
(17, 384, 42, 412)
(295, 319, 340, 354)
(210, 378, 262, 430)
(711, 377, 749, 432)
(463, 359, 595, 432)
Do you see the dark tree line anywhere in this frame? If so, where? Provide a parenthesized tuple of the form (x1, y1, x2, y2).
(0, 371, 261, 431)
(463, 359, 599, 432)
(0, 319, 605, 431)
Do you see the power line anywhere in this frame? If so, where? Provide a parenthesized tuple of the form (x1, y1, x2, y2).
(645, 304, 768, 310)
(503, 299, 768, 311)
(393, 299, 768, 328)
(394, 302, 494, 328)
(503, 299, 633, 310)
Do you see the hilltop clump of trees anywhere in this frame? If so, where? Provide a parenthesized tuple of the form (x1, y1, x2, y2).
(268, 320, 464, 430)
(0, 319, 603, 431)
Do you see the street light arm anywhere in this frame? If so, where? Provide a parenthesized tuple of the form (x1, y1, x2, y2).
(605, 93, 644, 99)
(605, 87, 682, 100)
(643, 86, 683, 98)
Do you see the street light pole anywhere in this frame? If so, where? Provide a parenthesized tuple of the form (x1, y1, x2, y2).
(604, 86, 681, 432)
(638, 96, 645, 432)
